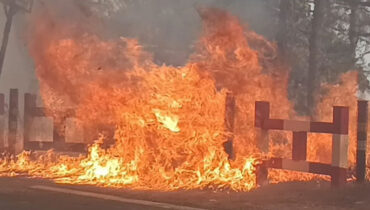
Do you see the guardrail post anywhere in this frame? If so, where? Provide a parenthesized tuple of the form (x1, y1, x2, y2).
(356, 100, 368, 183)
(331, 106, 349, 186)
(8, 89, 18, 154)
(255, 101, 270, 186)
(24, 93, 36, 150)
(292, 132, 307, 161)
(255, 101, 350, 187)
(255, 101, 269, 153)
(224, 92, 235, 160)
(0, 94, 5, 151)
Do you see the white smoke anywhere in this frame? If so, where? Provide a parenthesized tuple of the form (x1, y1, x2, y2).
(86, 0, 128, 17)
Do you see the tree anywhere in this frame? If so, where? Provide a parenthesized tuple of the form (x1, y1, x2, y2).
(0, 1, 17, 79)
(0, 0, 33, 79)
(264, 0, 370, 114)
(264, 0, 313, 113)
(307, 0, 328, 114)
(276, 0, 290, 58)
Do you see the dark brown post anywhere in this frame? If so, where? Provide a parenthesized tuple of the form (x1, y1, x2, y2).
(331, 106, 349, 187)
(53, 120, 66, 151)
(255, 101, 270, 153)
(0, 94, 5, 151)
(292, 132, 307, 161)
(255, 101, 270, 186)
(255, 162, 268, 187)
(8, 89, 18, 154)
(224, 92, 235, 160)
(0, 94, 5, 115)
(24, 93, 36, 150)
(356, 101, 368, 183)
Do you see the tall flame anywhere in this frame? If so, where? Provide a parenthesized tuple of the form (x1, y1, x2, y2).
(0, 8, 367, 191)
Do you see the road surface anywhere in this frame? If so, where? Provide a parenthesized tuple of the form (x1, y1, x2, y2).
(0, 177, 369, 209)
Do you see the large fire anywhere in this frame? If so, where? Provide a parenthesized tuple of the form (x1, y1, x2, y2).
(0, 8, 368, 191)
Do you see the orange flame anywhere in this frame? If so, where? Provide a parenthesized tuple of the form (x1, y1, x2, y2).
(0, 8, 367, 191)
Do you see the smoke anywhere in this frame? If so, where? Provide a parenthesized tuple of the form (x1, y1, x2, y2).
(105, 0, 275, 66)
(24, 0, 275, 66)
(0, 0, 278, 120)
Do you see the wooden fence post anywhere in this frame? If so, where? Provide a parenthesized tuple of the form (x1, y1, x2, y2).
(255, 101, 270, 186)
(8, 89, 18, 154)
(0, 94, 5, 151)
(255, 101, 350, 187)
(356, 100, 368, 183)
(224, 92, 235, 160)
(292, 132, 307, 161)
(255, 101, 269, 153)
(24, 93, 36, 150)
(331, 106, 349, 186)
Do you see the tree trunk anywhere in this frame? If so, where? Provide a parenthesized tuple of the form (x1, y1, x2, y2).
(349, 0, 359, 62)
(277, 0, 290, 58)
(0, 5, 16, 79)
(349, 0, 368, 93)
(307, 0, 327, 115)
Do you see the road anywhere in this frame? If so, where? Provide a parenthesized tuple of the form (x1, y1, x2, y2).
(0, 177, 369, 210)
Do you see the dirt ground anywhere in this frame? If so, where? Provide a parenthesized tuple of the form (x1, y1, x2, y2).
(0, 177, 369, 210)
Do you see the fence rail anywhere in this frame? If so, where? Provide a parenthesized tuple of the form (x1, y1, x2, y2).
(0, 89, 367, 187)
(255, 101, 350, 187)
(0, 89, 87, 154)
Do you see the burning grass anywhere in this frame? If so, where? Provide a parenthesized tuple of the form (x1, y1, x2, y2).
(0, 8, 367, 191)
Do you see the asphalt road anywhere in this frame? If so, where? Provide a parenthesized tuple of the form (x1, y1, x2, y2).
(0, 188, 164, 210)
(0, 179, 163, 210)
(0, 177, 369, 210)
